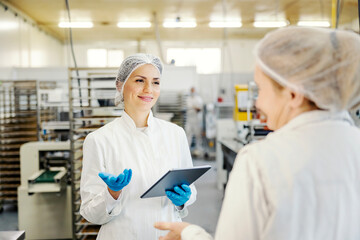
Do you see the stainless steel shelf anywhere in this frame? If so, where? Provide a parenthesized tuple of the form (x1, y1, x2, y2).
(69, 68, 124, 239)
(0, 80, 40, 208)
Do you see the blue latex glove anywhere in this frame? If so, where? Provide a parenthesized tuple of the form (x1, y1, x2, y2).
(166, 184, 192, 206)
(98, 169, 132, 192)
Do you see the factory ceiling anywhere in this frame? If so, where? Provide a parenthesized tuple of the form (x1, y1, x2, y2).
(3, 0, 359, 42)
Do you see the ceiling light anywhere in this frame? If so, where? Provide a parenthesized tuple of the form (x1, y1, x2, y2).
(163, 21, 197, 28)
(297, 21, 330, 27)
(253, 21, 288, 28)
(58, 22, 93, 28)
(209, 21, 242, 28)
(117, 21, 152, 28)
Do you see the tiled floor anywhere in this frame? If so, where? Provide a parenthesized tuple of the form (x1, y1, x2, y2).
(0, 204, 17, 231)
(0, 158, 223, 237)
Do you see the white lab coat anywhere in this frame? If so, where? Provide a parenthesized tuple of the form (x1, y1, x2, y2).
(80, 111, 197, 240)
(182, 110, 360, 240)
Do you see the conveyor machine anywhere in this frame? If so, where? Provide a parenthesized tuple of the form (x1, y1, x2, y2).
(18, 141, 72, 240)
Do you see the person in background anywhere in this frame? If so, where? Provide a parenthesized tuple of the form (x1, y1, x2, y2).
(80, 53, 197, 240)
(154, 27, 360, 240)
(186, 87, 204, 156)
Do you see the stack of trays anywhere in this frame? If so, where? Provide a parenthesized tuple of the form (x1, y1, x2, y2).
(0, 81, 39, 208)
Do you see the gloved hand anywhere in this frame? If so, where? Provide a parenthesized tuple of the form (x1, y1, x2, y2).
(98, 169, 132, 192)
(166, 184, 192, 206)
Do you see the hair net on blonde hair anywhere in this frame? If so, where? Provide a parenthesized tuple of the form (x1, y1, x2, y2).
(254, 26, 360, 111)
(115, 53, 163, 107)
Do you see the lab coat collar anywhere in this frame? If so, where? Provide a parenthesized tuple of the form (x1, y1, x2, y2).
(276, 110, 354, 133)
(121, 110, 154, 133)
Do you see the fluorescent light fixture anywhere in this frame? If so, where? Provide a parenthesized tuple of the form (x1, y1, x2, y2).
(163, 21, 197, 28)
(209, 21, 242, 28)
(297, 21, 330, 27)
(253, 21, 288, 28)
(58, 22, 93, 28)
(117, 21, 151, 28)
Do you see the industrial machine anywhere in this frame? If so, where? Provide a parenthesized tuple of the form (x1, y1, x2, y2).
(233, 83, 271, 144)
(233, 84, 253, 143)
(18, 141, 72, 240)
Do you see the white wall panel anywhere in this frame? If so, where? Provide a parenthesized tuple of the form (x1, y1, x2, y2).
(0, 11, 20, 67)
(0, 9, 63, 68)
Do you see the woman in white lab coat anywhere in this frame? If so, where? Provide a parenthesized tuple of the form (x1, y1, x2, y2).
(80, 53, 197, 240)
(155, 27, 360, 240)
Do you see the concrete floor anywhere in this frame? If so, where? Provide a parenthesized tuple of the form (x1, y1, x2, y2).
(0, 158, 223, 237)
(184, 158, 223, 236)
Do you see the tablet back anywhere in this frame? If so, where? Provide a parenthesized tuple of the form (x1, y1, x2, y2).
(140, 165, 211, 198)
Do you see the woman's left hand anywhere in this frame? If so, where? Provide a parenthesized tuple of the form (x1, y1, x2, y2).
(165, 184, 191, 206)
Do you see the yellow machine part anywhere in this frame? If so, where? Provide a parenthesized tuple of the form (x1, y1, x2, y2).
(233, 84, 252, 121)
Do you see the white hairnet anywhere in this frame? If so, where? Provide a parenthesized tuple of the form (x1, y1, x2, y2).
(115, 53, 163, 106)
(254, 26, 360, 111)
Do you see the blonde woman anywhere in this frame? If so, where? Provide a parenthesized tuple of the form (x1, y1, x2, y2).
(156, 27, 360, 240)
(80, 54, 197, 239)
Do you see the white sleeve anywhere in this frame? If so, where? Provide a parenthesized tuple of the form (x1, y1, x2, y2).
(214, 148, 270, 240)
(105, 189, 121, 213)
(79, 133, 125, 224)
(181, 225, 213, 240)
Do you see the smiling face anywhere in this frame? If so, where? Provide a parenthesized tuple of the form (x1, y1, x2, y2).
(120, 64, 161, 114)
(254, 65, 291, 131)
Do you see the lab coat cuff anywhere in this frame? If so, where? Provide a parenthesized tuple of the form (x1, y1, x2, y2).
(181, 225, 213, 240)
(104, 188, 123, 214)
(175, 204, 188, 218)
(175, 205, 184, 210)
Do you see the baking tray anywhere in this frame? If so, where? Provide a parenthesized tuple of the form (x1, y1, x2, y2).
(0, 144, 22, 150)
(0, 157, 20, 163)
(0, 131, 37, 137)
(0, 183, 20, 190)
(0, 177, 20, 183)
(77, 225, 100, 236)
(0, 164, 20, 169)
(0, 137, 38, 144)
(0, 170, 20, 176)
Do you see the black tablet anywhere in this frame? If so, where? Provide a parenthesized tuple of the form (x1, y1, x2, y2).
(140, 165, 211, 198)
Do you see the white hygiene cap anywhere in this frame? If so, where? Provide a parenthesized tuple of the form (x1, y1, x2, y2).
(254, 26, 360, 111)
(115, 53, 163, 107)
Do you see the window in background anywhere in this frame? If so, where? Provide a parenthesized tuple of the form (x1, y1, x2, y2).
(87, 49, 107, 67)
(87, 49, 124, 67)
(166, 48, 221, 74)
(107, 49, 124, 67)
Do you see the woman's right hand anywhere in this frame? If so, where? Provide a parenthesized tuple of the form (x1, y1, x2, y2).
(98, 169, 132, 195)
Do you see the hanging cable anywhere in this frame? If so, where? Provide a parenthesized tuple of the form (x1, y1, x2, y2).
(318, 0, 324, 19)
(358, 0, 360, 34)
(219, 0, 234, 99)
(65, 0, 84, 117)
(336, 0, 341, 28)
(153, 12, 165, 63)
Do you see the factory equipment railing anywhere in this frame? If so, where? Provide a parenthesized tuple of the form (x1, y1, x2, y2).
(68, 67, 120, 240)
